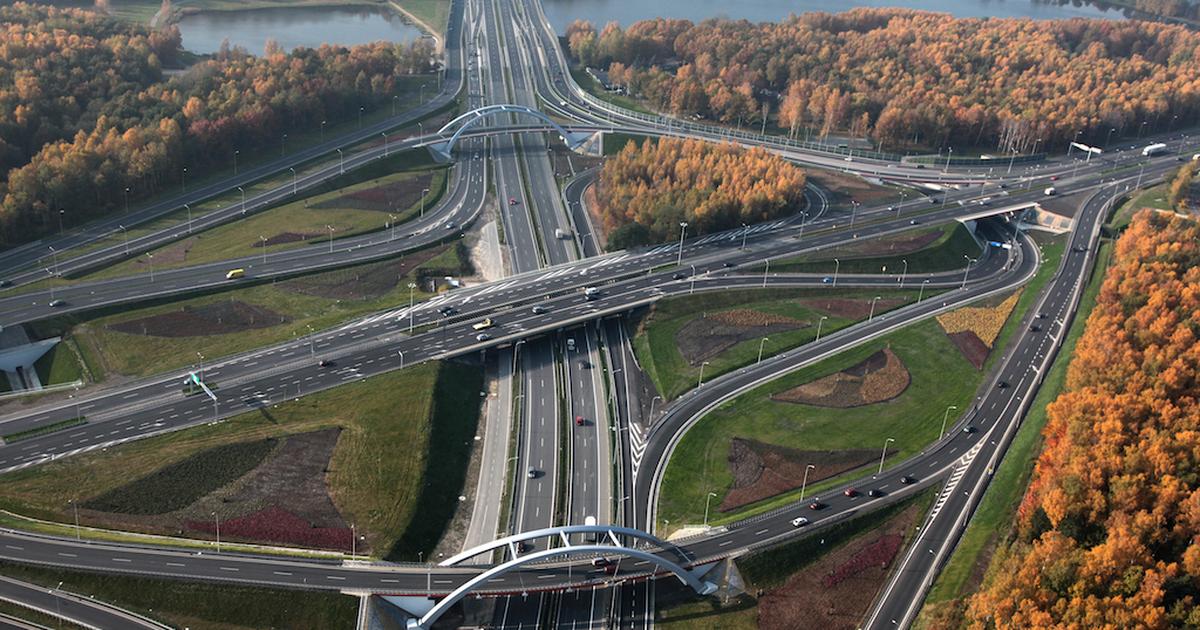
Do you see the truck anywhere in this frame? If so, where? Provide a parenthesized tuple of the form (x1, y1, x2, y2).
(1142, 143, 1168, 157)
(582, 286, 599, 301)
(225, 268, 245, 280)
(472, 318, 494, 331)
(554, 227, 572, 239)
(1044, 186, 1057, 196)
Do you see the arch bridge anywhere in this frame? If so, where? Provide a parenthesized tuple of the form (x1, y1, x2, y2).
(402, 524, 718, 629)
(427, 104, 594, 161)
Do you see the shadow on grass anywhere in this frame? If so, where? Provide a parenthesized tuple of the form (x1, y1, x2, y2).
(386, 360, 484, 561)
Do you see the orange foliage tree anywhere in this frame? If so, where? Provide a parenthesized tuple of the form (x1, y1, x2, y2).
(965, 211, 1200, 628)
(594, 137, 805, 248)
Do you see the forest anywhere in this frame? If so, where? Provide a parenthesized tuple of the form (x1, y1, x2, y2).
(0, 3, 435, 245)
(961, 211, 1200, 627)
(595, 137, 806, 248)
(566, 10, 1200, 153)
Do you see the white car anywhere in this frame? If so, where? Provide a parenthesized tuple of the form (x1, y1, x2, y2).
(791, 517, 809, 528)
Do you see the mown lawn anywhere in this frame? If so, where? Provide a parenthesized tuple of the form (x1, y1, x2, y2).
(83, 151, 446, 280)
(32, 341, 83, 386)
(767, 222, 983, 275)
(632, 288, 920, 401)
(0, 561, 357, 630)
(657, 319, 976, 531)
(394, 0, 451, 33)
(33, 243, 469, 379)
(918, 239, 1113, 623)
(0, 360, 482, 559)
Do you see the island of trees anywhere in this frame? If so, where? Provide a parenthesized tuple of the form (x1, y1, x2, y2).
(595, 137, 806, 249)
(959, 211, 1200, 627)
(567, 10, 1200, 153)
(0, 2, 436, 245)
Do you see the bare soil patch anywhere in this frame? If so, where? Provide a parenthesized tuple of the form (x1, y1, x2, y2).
(797, 297, 904, 320)
(806, 169, 896, 206)
(255, 232, 322, 247)
(107, 301, 289, 337)
(771, 348, 909, 408)
(311, 171, 436, 213)
(676, 310, 809, 366)
(947, 330, 989, 370)
(721, 438, 885, 511)
(277, 244, 449, 301)
(757, 501, 923, 630)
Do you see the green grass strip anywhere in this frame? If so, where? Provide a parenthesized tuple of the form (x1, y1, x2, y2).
(3, 417, 86, 443)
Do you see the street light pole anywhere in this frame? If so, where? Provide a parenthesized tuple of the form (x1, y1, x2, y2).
(233, 149, 239, 176)
(213, 511, 221, 552)
(382, 132, 389, 157)
(118, 224, 129, 255)
(868, 296, 881, 322)
(184, 204, 192, 234)
(648, 395, 662, 420)
(816, 316, 828, 342)
(421, 188, 430, 217)
(757, 337, 769, 364)
(408, 283, 417, 333)
(398, 350, 405, 369)
(290, 168, 297, 195)
(147, 252, 154, 282)
(899, 259, 908, 288)
(833, 258, 840, 288)
(703, 492, 717, 527)
(238, 186, 246, 214)
(697, 361, 710, 388)
(327, 225, 335, 253)
(762, 259, 770, 288)
(676, 221, 688, 265)
(336, 148, 344, 174)
(259, 236, 268, 265)
(961, 256, 976, 289)
(878, 437, 895, 475)
(800, 464, 816, 501)
(918, 279, 930, 304)
(940, 405, 959, 439)
(70, 499, 80, 540)
(740, 223, 748, 250)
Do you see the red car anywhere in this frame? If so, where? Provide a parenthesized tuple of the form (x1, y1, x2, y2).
(509, 197, 518, 205)
(843, 487, 858, 498)
(575, 415, 585, 426)
(808, 500, 825, 510)
(1049, 175, 1059, 181)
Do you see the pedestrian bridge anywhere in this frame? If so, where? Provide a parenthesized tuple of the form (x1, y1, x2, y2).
(426, 104, 594, 161)
(400, 524, 717, 629)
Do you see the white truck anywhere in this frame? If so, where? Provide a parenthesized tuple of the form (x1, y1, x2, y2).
(554, 227, 572, 239)
(1142, 143, 1168, 157)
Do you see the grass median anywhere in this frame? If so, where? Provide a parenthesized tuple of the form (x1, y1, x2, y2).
(765, 222, 982, 275)
(631, 288, 923, 401)
(0, 359, 482, 560)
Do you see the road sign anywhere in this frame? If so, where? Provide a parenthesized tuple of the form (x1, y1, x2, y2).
(188, 371, 217, 402)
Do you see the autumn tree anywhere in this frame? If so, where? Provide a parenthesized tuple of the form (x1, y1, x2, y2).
(964, 211, 1200, 628)
(595, 137, 806, 247)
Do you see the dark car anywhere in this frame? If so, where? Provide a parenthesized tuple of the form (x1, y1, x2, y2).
(1029, 325, 1041, 333)
(808, 500, 825, 510)
(909, 218, 919, 225)
(900, 475, 916, 485)
(997, 381, 1009, 389)
(868, 489, 884, 498)
(963, 425, 977, 434)
(672, 272, 686, 280)
(437, 306, 456, 316)
(318, 359, 334, 368)
(0, 279, 10, 288)
(722, 262, 735, 268)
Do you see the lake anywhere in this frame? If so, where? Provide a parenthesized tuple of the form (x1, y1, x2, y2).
(177, 5, 425, 55)
(541, 0, 1127, 31)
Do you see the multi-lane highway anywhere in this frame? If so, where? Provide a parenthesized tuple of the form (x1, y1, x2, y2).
(2, 0, 1198, 625)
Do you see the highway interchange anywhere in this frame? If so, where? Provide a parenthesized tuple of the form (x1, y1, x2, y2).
(1, 0, 1198, 627)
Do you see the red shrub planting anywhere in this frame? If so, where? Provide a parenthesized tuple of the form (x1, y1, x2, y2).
(820, 534, 902, 588)
(188, 506, 352, 551)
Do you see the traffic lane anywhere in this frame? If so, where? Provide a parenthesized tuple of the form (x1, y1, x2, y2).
(0, 0, 470, 279)
(0, 575, 166, 629)
(863, 186, 1113, 627)
(0, 147, 486, 327)
(0, 256, 1018, 470)
(515, 341, 560, 542)
(632, 228, 1037, 531)
(0, 246, 1030, 595)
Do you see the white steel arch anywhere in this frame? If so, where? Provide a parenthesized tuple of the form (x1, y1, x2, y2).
(427, 104, 591, 161)
(440, 524, 678, 566)
(406, 543, 717, 629)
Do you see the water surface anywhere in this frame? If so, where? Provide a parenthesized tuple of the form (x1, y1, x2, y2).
(178, 5, 424, 55)
(542, 0, 1126, 31)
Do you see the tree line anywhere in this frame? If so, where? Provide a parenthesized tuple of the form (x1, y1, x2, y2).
(566, 10, 1200, 153)
(956, 211, 1200, 627)
(0, 3, 436, 246)
(596, 137, 806, 249)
